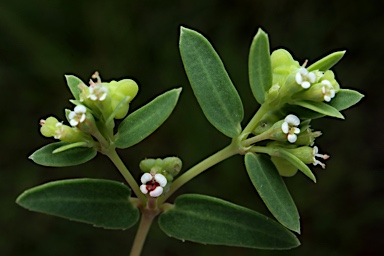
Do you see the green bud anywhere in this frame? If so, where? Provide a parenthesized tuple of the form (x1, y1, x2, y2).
(139, 158, 157, 173)
(40, 116, 93, 144)
(162, 157, 182, 177)
(108, 79, 139, 119)
(271, 156, 298, 177)
(295, 128, 322, 146)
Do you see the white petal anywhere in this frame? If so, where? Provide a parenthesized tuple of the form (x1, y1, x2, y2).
(321, 80, 332, 87)
(293, 127, 300, 134)
(140, 185, 148, 194)
(313, 146, 319, 155)
(141, 173, 152, 184)
(285, 114, 300, 126)
(89, 95, 98, 101)
(308, 72, 316, 83)
(149, 187, 163, 197)
(299, 67, 308, 75)
(330, 90, 336, 98)
(75, 105, 86, 113)
(99, 93, 107, 101)
(301, 81, 311, 89)
(287, 134, 297, 143)
(295, 72, 303, 84)
(69, 119, 78, 127)
(322, 86, 326, 94)
(324, 95, 331, 102)
(68, 111, 76, 119)
(281, 122, 289, 134)
(154, 173, 167, 187)
(79, 114, 86, 123)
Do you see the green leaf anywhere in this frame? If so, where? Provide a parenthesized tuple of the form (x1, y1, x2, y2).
(159, 194, 300, 249)
(115, 88, 181, 149)
(16, 179, 139, 229)
(293, 100, 344, 119)
(29, 142, 97, 167)
(307, 51, 346, 72)
(328, 89, 364, 111)
(179, 27, 244, 138)
(65, 75, 84, 100)
(244, 153, 300, 233)
(249, 28, 272, 104)
(276, 150, 316, 182)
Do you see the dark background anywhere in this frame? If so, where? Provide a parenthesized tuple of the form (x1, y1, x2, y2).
(0, 0, 382, 255)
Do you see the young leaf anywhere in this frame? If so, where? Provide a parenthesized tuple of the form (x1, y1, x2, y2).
(115, 88, 181, 149)
(244, 153, 300, 233)
(248, 28, 272, 104)
(282, 89, 364, 120)
(276, 150, 316, 182)
(65, 75, 84, 100)
(16, 179, 139, 229)
(29, 142, 97, 167)
(159, 194, 300, 249)
(328, 89, 364, 111)
(179, 27, 244, 138)
(293, 100, 344, 119)
(307, 51, 346, 72)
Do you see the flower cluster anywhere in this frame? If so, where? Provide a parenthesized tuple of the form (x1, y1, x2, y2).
(40, 72, 139, 151)
(139, 157, 182, 197)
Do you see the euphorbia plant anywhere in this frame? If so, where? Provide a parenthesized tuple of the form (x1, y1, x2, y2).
(16, 26, 363, 255)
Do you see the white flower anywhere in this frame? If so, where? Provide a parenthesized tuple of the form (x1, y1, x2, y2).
(139, 173, 167, 197)
(281, 114, 300, 143)
(68, 105, 87, 126)
(295, 67, 316, 89)
(321, 80, 336, 102)
(312, 146, 329, 168)
(88, 84, 108, 101)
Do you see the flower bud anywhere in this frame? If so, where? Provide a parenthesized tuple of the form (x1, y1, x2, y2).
(271, 156, 298, 177)
(40, 116, 93, 143)
(162, 157, 182, 177)
(108, 79, 139, 119)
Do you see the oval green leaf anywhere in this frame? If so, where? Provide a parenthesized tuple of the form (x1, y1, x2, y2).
(16, 179, 139, 229)
(29, 142, 97, 167)
(293, 100, 344, 119)
(249, 28, 272, 104)
(307, 51, 346, 72)
(275, 150, 316, 182)
(65, 75, 84, 100)
(282, 89, 364, 120)
(244, 153, 300, 233)
(159, 194, 300, 249)
(180, 27, 244, 138)
(115, 88, 181, 149)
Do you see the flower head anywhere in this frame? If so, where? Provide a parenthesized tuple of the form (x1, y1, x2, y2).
(295, 67, 316, 89)
(312, 146, 329, 168)
(68, 105, 87, 127)
(140, 173, 167, 197)
(321, 80, 336, 102)
(281, 114, 300, 143)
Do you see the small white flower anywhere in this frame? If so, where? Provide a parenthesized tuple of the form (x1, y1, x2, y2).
(281, 114, 301, 143)
(312, 146, 329, 169)
(295, 67, 316, 89)
(68, 105, 87, 127)
(53, 122, 64, 139)
(140, 173, 167, 197)
(321, 80, 336, 102)
(88, 82, 108, 101)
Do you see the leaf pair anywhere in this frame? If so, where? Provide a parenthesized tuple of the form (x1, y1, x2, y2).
(17, 180, 299, 249)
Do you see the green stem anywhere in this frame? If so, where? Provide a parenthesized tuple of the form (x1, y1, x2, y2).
(106, 150, 147, 203)
(159, 141, 240, 204)
(242, 103, 270, 136)
(242, 132, 270, 147)
(130, 211, 156, 256)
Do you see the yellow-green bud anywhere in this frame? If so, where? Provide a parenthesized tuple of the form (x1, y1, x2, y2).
(109, 79, 139, 119)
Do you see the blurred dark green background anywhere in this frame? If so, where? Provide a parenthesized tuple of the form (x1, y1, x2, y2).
(1, 0, 382, 255)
